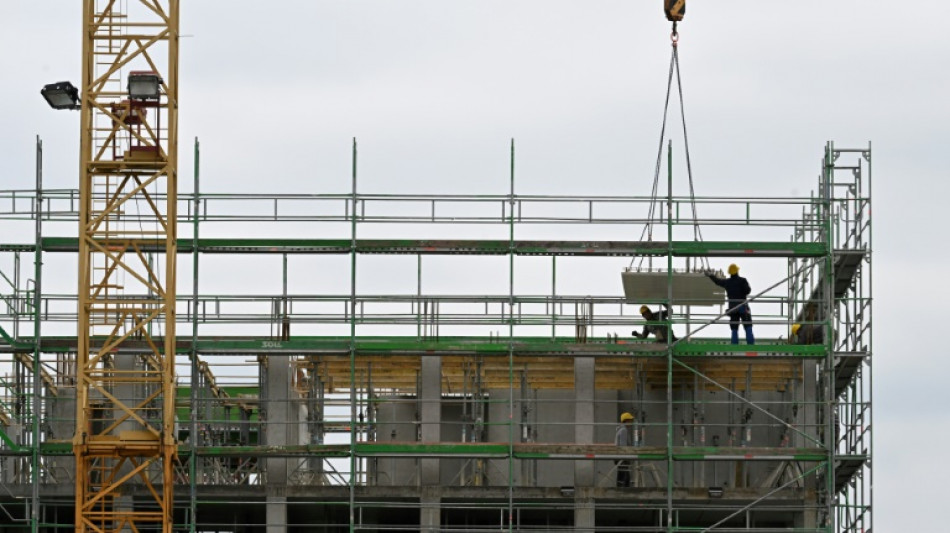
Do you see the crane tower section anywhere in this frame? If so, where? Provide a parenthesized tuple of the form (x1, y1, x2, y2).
(75, 1, 179, 532)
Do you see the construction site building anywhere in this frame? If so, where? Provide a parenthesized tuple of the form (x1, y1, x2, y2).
(0, 138, 871, 532)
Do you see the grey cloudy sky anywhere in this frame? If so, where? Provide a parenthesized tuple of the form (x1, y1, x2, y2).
(1, 1, 948, 529)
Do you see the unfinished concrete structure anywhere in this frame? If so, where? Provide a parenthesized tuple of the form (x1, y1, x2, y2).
(0, 139, 871, 532)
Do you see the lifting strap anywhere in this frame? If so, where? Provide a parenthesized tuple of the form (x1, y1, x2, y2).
(631, 21, 709, 273)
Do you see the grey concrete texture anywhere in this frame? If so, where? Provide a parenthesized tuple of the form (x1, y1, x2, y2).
(371, 359, 819, 491)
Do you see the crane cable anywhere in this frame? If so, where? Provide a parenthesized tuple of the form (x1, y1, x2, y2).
(631, 23, 709, 272)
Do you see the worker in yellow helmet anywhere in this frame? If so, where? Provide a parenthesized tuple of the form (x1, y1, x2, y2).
(632, 304, 676, 343)
(706, 264, 754, 345)
(790, 322, 824, 345)
(615, 412, 635, 487)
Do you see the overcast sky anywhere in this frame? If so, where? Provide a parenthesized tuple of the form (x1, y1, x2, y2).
(1, 1, 948, 529)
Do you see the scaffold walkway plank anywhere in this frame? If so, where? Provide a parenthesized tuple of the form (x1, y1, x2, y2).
(834, 353, 867, 398)
(796, 249, 867, 325)
(835, 455, 869, 494)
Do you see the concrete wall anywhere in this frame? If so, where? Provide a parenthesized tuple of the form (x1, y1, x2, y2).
(371, 359, 819, 491)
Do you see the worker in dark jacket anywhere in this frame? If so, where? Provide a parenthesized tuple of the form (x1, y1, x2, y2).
(707, 264, 754, 345)
(632, 304, 676, 343)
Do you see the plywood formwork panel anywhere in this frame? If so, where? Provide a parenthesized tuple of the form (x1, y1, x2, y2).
(309, 354, 802, 393)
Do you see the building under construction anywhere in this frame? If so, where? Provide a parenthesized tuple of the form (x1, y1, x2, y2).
(0, 1, 871, 532)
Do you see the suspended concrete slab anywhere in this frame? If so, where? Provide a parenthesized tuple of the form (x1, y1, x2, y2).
(621, 270, 725, 306)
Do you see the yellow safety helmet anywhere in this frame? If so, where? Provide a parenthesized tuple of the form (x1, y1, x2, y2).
(728, 263, 739, 275)
(620, 412, 634, 422)
(791, 324, 801, 335)
(639, 305, 650, 315)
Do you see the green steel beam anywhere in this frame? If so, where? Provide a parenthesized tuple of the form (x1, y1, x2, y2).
(176, 444, 350, 458)
(0, 424, 20, 451)
(0, 237, 828, 257)
(670, 447, 827, 461)
(3, 335, 824, 358)
(0, 324, 32, 351)
(39, 441, 71, 455)
(674, 342, 825, 358)
(94, 442, 831, 462)
(355, 442, 511, 457)
(192, 337, 823, 357)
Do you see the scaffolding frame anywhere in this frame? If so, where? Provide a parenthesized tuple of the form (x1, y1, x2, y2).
(0, 141, 870, 532)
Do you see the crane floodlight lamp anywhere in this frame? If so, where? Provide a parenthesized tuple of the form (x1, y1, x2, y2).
(128, 71, 162, 100)
(41, 81, 80, 110)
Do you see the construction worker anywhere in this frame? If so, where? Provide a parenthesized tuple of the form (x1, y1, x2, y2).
(632, 304, 676, 343)
(707, 264, 754, 345)
(790, 323, 824, 345)
(615, 412, 635, 487)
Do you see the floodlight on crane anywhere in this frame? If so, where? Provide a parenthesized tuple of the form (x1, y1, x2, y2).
(128, 71, 163, 100)
(40, 81, 80, 110)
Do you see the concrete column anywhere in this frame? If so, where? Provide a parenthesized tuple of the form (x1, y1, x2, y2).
(574, 488, 596, 533)
(0, 423, 22, 484)
(795, 504, 818, 529)
(802, 360, 819, 495)
(114, 353, 139, 435)
(574, 358, 594, 487)
(48, 390, 76, 483)
(264, 356, 298, 489)
(266, 495, 288, 533)
(803, 361, 819, 447)
(419, 356, 441, 485)
(114, 352, 141, 525)
(420, 489, 440, 533)
(116, 495, 134, 533)
(263, 356, 293, 533)
(306, 375, 325, 484)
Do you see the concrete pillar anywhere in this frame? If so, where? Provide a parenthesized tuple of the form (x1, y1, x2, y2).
(574, 358, 594, 487)
(0, 423, 22, 484)
(802, 360, 819, 494)
(114, 353, 140, 435)
(264, 356, 294, 486)
(266, 495, 288, 533)
(116, 495, 134, 533)
(574, 488, 596, 533)
(420, 489, 440, 533)
(795, 504, 818, 529)
(48, 390, 76, 483)
(306, 375, 325, 484)
(262, 358, 296, 533)
(115, 352, 140, 533)
(803, 361, 819, 447)
(419, 356, 441, 485)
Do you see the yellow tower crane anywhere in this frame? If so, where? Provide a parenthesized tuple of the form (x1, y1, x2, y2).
(41, 2, 180, 532)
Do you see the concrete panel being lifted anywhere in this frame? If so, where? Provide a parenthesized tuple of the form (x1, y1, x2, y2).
(621, 270, 725, 306)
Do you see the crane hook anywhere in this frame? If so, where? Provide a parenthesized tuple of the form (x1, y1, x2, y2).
(664, 0, 685, 23)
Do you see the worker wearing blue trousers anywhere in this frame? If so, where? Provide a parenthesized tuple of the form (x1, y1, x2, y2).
(707, 263, 754, 345)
